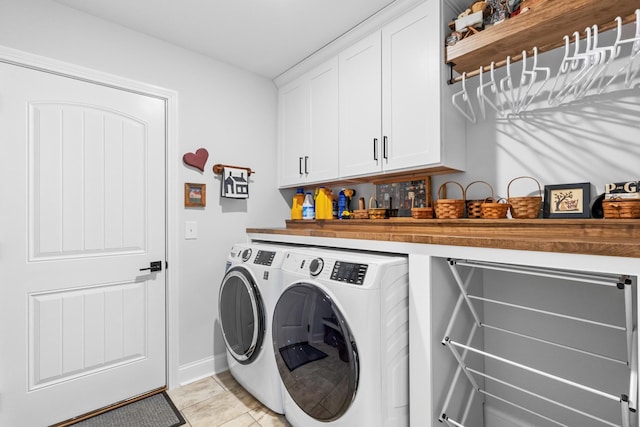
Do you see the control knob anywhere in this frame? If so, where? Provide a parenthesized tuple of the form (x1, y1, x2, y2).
(309, 258, 324, 276)
(241, 248, 252, 262)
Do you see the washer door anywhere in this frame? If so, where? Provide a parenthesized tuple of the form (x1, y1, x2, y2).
(273, 282, 359, 421)
(219, 266, 265, 364)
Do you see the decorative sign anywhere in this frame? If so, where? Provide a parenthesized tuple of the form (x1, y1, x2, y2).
(182, 148, 209, 172)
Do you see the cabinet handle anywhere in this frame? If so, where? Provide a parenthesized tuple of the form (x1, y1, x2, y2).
(383, 136, 388, 160)
(373, 138, 378, 161)
(304, 156, 309, 174)
(299, 157, 303, 175)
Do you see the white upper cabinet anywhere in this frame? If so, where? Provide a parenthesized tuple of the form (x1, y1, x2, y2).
(277, 0, 465, 187)
(339, 0, 466, 179)
(278, 57, 339, 188)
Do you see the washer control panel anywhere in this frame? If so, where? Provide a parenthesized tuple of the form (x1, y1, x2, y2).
(330, 261, 368, 285)
(254, 250, 276, 266)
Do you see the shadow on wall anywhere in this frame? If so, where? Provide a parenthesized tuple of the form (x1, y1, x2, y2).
(437, 85, 640, 201)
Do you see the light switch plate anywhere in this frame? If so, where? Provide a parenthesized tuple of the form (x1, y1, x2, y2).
(185, 221, 197, 239)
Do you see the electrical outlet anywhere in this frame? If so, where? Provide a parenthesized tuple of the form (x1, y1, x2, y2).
(185, 221, 197, 239)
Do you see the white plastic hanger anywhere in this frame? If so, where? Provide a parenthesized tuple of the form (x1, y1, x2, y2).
(499, 56, 518, 113)
(599, 10, 640, 92)
(476, 62, 504, 119)
(452, 72, 476, 123)
(516, 47, 551, 112)
(548, 34, 576, 105)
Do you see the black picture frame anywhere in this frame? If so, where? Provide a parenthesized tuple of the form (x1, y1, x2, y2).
(543, 182, 591, 218)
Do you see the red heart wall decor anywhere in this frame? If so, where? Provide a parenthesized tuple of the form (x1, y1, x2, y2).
(183, 148, 209, 172)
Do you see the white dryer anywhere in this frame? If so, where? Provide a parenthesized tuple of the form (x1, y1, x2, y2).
(219, 242, 287, 414)
(272, 247, 409, 426)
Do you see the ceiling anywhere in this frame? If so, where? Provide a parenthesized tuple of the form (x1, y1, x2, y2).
(53, 0, 399, 79)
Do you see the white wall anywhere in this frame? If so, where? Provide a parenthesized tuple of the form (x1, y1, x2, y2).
(0, 0, 290, 385)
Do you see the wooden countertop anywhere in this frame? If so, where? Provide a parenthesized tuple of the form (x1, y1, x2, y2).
(247, 218, 640, 258)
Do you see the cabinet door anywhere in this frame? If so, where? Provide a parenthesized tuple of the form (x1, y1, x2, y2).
(279, 79, 307, 187)
(307, 58, 339, 184)
(382, 1, 441, 172)
(339, 31, 382, 178)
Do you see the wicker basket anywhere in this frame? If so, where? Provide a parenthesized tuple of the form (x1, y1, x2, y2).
(368, 197, 387, 220)
(507, 176, 543, 219)
(435, 181, 466, 219)
(465, 181, 494, 218)
(602, 199, 640, 219)
(411, 197, 433, 219)
(481, 198, 511, 219)
(352, 209, 369, 219)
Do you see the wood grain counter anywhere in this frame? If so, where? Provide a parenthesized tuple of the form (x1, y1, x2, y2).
(247, 218, 640, 258)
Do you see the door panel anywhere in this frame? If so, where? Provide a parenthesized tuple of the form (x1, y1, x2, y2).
(0, 61, 166, 426)
(338, 31, 382, 178)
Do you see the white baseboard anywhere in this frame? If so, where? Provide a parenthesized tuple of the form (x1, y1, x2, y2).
(484, 404, 537, 427)
(174, 353, 229, 388)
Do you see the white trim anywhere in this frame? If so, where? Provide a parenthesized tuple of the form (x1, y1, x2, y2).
(176, 354, 229, 387)
(0, 44, 181, 390)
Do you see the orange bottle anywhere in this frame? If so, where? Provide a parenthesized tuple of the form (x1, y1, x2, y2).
(291, 188, 305, 220)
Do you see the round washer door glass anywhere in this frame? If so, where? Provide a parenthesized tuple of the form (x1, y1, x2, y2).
(219, 267, 265, 364)
(273, 283, 358, 421)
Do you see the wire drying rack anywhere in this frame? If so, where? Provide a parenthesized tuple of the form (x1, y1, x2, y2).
(439, 258, 638, 427)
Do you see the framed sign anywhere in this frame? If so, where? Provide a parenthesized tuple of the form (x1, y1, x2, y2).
(185, 183, 206, 207)
(543, 182, 590, 218)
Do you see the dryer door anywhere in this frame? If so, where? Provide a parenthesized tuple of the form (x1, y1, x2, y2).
(273, 282, 359, 421)
(219, 266, 265, 364)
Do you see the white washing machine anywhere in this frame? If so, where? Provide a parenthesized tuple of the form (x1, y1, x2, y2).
(272, 247, 409, 427)
(219, 242, 288, 414)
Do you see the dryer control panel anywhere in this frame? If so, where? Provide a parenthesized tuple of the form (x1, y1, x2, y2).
(254, 250, 276, 266)
(331, 261, 368, 285)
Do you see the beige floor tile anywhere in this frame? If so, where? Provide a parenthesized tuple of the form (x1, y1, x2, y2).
(182, 388, 262, 427)
(219, 413, 260, 427)
(248, 405, 291, 427)
(169, 376, 225, 410)
(213, 370, 245, 392)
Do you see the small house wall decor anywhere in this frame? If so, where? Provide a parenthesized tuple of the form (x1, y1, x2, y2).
(212, 164, 254, 199)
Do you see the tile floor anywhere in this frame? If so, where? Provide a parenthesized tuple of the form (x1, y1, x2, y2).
(168, 371, 292, 427)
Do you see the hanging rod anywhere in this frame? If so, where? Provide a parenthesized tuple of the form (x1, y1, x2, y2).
(440, 340, 633, 427)
(449, 258, 630, 287)
(446, 338, 626, 403)
(212, 163, 255, 176)
(469, 294, 626, 331)
(471, 369, 622, 427)
(480, 322, 628, 365)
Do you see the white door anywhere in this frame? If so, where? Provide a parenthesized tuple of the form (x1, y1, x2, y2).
(0, 61, 167, 426)
(382, 2, 441, 172)
(338, 31, 383, 178)
(306, 57, 339, 184)
(278, 79, 307, 187)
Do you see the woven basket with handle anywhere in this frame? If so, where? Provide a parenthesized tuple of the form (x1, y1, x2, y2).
(435, 181, 465, 219)
(507, 176, 543, 219)
(465, 180, 494, 218)
(411, 196, 433, 219)
(603, 199, 640, 219)
(368, 197, 387, 219)
(481, 198, 511, 219)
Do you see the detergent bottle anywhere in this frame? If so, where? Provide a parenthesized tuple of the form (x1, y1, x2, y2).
(315, 187, 333, 220)
(338, 189, 347, 219)
(291, 188, 305, 220)
(302, 192, 315, 220)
